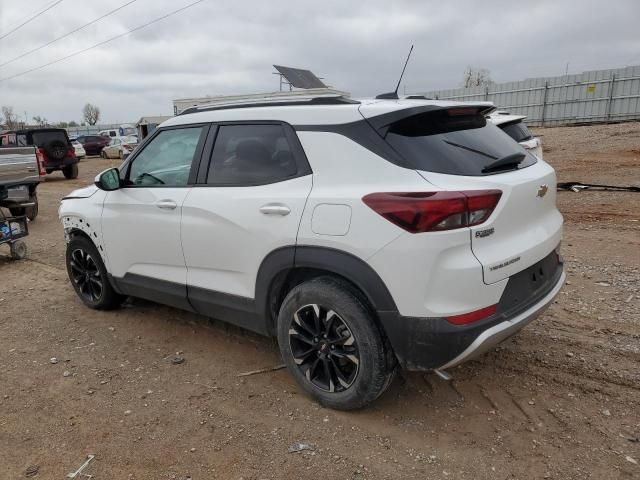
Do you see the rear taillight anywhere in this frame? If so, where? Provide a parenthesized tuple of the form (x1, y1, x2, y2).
(362, 190, 502, 233)
(36, 148, 47, 176)
(66, 148, 76, 160)
(446, 304, 497, 325)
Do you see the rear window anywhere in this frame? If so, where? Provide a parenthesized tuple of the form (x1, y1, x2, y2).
(384, 109, 536, 176)
(500, 121, 533, 143)
(31, 130, 69, 147)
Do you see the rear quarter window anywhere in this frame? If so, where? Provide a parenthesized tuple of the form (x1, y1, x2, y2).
(384, 109, 536, 176)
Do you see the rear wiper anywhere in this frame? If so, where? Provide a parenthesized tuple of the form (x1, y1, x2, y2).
(481, 152, 526, 174)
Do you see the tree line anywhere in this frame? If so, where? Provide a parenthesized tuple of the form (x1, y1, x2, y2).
(1, 103, 101, 129)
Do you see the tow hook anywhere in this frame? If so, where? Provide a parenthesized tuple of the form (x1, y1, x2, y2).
(434, 369, 452, 381)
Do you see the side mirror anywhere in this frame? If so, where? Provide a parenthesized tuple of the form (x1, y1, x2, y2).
(95, 168, 122, 191)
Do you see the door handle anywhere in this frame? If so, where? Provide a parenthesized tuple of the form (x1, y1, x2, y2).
(259, 204, 291, 216)
(155, 199, 177, 210)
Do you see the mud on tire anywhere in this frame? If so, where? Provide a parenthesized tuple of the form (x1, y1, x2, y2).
(277, 276, 396, 410)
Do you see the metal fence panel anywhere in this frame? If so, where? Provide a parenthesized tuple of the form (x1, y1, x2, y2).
(419, 65, 640, 126)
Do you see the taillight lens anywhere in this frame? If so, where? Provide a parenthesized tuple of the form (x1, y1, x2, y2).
(362, 190, 501, 233)
(66, 148, 76, 160)
(36, 148, 47, 176)
(446, 304, 497, 325)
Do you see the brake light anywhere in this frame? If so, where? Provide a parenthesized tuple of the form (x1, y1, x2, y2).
(362, 190, 501, 233)
(36, 148, 46, 176)
(446, 304, 497, 325)
(66, 148, 76, 160)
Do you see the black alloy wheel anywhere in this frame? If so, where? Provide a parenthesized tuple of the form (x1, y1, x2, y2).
(288, 304, 360, 393)
(68, 248, 103, 303)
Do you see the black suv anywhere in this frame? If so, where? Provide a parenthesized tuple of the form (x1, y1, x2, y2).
(8, 128, 79, 179)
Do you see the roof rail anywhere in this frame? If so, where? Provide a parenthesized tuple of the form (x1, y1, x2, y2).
(179, 93, 359, 116)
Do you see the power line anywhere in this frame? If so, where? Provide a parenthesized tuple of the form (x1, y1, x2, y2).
(0, 0, 207, 83)
(0, 0, 65, 41)
(0, 0, 139, 68)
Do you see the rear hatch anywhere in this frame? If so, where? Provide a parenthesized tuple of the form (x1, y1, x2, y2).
(25, 129, 74, 166)
(361, 102, 562, 284)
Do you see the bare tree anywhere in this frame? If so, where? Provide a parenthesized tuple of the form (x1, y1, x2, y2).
(32, 116, 48, 127)
(2, 106, 20, 129)
(82, 103, 100, 125)
(462, 67, 493, 88)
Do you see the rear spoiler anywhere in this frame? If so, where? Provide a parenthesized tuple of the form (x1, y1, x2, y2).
(364, 103, 497, 131)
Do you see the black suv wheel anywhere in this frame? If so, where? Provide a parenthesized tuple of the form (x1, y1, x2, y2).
(277, 276, 395, 410)
(63, 163, 78, 179)
(65, 235, 125, 310)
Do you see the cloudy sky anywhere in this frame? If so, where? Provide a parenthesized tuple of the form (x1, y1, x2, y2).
(0, 0, 639, 124)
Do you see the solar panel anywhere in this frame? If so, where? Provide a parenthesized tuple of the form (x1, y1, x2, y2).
(273, 65, 327, 89)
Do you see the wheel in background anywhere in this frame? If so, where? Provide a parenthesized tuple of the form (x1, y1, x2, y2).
(10, 240, 27, 260)
(63, 163, 79, 179)
(26, 194, 38, 221)
(277, 276, 395, 410)
(65, 235, 125, 310)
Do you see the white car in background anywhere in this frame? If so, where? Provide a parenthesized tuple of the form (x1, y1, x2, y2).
(100, 136, 138, 160)
(71, 140, 86, 160)
(488, 111, 543, 159)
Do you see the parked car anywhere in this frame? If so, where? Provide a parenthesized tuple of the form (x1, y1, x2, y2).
(72, 140, 86, 160)
(3, 128, 78, 179)
(488, 111, 543, 159)
(75, 135, 111, 156)
(101, 136, 138, 160)
(60, 95, 564, 410)
(0, 135, 44, 220)
(99, 124, 137, 139)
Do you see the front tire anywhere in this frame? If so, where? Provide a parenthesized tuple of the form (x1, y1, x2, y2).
(66, 235, 125, 310)
(63, 163, 78, 179)
(277, 277, 395, 410)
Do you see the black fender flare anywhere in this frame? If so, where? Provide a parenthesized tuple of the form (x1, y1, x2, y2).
(255, 246, 399, 333)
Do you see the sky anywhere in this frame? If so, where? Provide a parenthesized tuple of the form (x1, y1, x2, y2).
(0, 0, 639, 124)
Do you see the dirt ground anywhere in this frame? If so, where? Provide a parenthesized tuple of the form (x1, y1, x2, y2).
(1, 123, 639, 480)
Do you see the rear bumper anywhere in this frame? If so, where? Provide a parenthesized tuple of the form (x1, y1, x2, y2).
(45, 157, 79, 169)
(438, 269, 564, 369)
(378, 250, 564, 371)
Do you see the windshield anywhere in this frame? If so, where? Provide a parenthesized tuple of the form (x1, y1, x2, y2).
(384, 109, 537, 176)
(119, 126, 136, 136)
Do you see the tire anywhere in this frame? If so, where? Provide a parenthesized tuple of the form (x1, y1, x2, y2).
(10, 240, 27, 260)
(118, 150, 123, 160)
(63, 163, 79, 179)
(45, 169, 53, 175)
(101, 151, 107, 159)
(277, 276, 395, 410)
(26, 194, 38, 221)
(43, 139, 67, 161)
(65, 235, 125, 310)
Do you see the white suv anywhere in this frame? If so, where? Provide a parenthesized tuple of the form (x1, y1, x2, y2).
(59, 95, 564, 410)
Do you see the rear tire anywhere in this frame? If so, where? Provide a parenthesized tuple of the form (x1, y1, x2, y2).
(65, 235, 125, 310)
(63, 163, 78, 179)
(26, 194, 38, 221)
(101, 151, 107, 159)
(277, 276, 395, 410)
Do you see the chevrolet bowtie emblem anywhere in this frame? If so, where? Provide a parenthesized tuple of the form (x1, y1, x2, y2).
(537, 184, 549, 198)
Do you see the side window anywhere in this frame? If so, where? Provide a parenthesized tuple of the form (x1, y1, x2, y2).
(207, 124, 298, 186)
(109, 131, 116, 137)
(127, 127, 203, 186)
